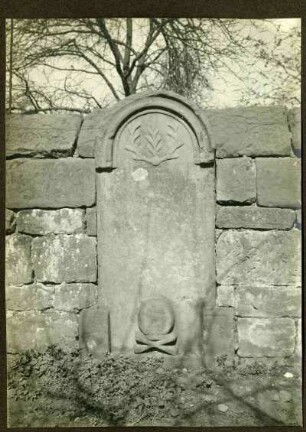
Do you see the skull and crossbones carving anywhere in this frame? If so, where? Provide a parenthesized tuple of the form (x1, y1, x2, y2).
(134, 296, 177, 355)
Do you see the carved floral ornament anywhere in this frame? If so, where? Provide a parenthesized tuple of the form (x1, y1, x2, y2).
(125, 122, 183, 167)
(95, 91, 214, 169)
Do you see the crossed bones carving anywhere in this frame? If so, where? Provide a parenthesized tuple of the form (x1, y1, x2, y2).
(134, 330, 177, 355)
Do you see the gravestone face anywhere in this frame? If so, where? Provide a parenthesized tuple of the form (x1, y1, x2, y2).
(95, 91, 215, 356)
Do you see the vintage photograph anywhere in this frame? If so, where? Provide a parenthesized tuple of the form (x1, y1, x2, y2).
(5, 18, 301, 427)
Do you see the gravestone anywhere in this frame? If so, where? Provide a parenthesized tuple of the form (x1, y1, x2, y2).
(83, 91, 215, 358)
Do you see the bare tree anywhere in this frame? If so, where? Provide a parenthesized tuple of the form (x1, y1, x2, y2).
(6, 18, 300, 113)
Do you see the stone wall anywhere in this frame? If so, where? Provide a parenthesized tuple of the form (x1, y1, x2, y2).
(212, 106, 301, 365)
(6, 105, 301, 364)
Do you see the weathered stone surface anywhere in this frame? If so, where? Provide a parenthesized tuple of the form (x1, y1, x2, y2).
(237, 318, 296, 357)
(6, 158, 95, 209)
(216, 286, 235, 307)
(288, 108, 301, 157)
(6, 283, 54, 311)
(98, 166, 215, 354)
(206, 106, 291, 158)
(6, 234, 32, 286)
(138, 297, 175, 336)
(216, 206, 295, 230)
(53, 283, 98, 312)
(215, 229, 223, 240)
(203, 308, 235, 365)
(16, 209, 84, 234)
(97, 94, 215, 355)
(96, 91, 214, 168)
(236, 286, 301, 317)
(79, 306, 109, 357)
(296, 319, 301, 357)
(78, 95, 155, 158)
(6, 209, 16, 234)
(216, 157, 256, 203)
(85, 207, 97, 236)
(295, 210, 301, 230)
(7, 310, 78, 352)
(32, 234, 97, 283)
(6, 114, 82, 157)
(217, 230, 301, 286)
(77, 110, 102, 157)
(256, 158, 301, 208)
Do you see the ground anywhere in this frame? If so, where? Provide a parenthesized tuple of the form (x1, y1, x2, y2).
(7, 347, 302, 427)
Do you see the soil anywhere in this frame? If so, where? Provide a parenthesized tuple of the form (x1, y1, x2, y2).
(7, 349, 302, 427)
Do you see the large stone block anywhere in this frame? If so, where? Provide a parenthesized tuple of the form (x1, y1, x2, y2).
(32, 234, 97, 283)
(6, 158, 95, 209)
(216, 206, 296, 230)
(7, 310, 78, 352)
(6, 209, 16, 234)
(216, 157, 256, 203)
(288, 108, 301, 157)
(216, 230, 301, 286)
(6, 283, 54, 311)
(98, 166, 216, 353)
(6, 234, 32, 286)
(237, 318, 296, 357)
(53, 283, 98, 312)
(256, 158, 301, 209)
(236, 286, 301, 317)
(85, 207, 97, 236)
(206, 106, 291, 158)
(16, 208, 84, 234)
(77, 110, 102, 157)
(203, 308, 235, 365)
(6, 114, 82, 157)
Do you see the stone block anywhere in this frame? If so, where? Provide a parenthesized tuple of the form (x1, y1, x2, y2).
(77, 110, 102, 157)
(203, 308, 235, 365)
(216, 206, 295, 230)
(7, 310, 78, 352)
(6, 234, 32, 286)
(216, 230, 301, 286)
(85, 207, 97, 236)
(6, 158, 95, 209)
(236, 286, 301, 317)
(288, 108, 301, 157)
(256, 158, 301, 209)
(6, 114, 82, 157)
(32, 234, 97, 283)
(98, 165, 216, 353)
(216, 286, 235, 307)
(79, 306, 110, 357)
(16, 208, 84, 234)
(53, 283, 98, 312)
(216, 157, 256, 203)
(206, 106, 291, 158)
(6, 283, 54, 311)
(237, 317, 296, 357)
(6, 209, 16, 234)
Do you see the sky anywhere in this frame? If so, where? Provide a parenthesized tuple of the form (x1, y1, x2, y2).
(8, 18, 301, 112)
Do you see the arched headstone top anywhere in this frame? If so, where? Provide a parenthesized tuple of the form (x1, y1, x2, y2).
(95, 91, 214, 169)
